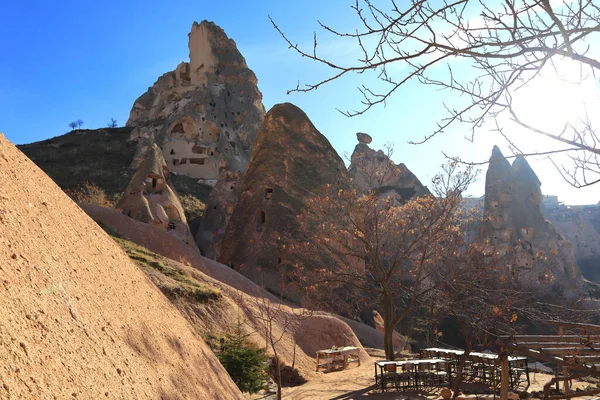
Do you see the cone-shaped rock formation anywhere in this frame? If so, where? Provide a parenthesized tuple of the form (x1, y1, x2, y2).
(0, 134, 242, 399)
(117, 144, 195, 247)
(218, 103, 349, 295)
(480, 146, 583, 293)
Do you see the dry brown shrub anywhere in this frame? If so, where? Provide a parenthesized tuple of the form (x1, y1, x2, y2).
(65, 181, 118, 208)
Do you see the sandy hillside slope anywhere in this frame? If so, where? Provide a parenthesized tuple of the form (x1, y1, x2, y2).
(0, 133, 243, 399)
(81, 204, 373, 378)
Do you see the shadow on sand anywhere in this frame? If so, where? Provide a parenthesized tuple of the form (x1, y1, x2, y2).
(329, 384, 434, 399)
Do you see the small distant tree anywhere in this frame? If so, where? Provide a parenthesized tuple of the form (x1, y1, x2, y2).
(68, 121, 77, 131)
(217, 317, 268, 394)
(76, 119, 84, 129)
(107, 118, 118, 128)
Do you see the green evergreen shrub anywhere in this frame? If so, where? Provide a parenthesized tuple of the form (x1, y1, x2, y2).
(217, 322, 268, 394)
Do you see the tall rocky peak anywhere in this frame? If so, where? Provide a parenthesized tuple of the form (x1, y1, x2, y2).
(479, 146, 583, 292)
(349, 133, 429, 202)
(125, 20, 265, 258)
(117, 144, 195, 247)
(218, 103, 350, 295)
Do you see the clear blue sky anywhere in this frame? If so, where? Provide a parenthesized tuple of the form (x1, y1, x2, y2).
(1, 0, 597, 205)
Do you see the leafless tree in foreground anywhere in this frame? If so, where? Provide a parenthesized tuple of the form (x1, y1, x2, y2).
(239, 274, 311, 400)
(271, 0, 600, 187)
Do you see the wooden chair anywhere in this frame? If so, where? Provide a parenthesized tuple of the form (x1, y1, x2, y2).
(469, 355, 486, 382)
(399, 362, 414, 389)
(433, 361, 449, 387)
(416, 362, 435, 390)
(383, 363, 400, 391)
(509, 359, 530, 389)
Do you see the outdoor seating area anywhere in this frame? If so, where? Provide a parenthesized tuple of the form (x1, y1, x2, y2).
(315, 346, 361, 372)
(374, 348, 529, 393)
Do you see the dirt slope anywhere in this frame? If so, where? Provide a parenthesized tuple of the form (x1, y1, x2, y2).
(80, 204, 373, 379)
(0, 133, 243, 399)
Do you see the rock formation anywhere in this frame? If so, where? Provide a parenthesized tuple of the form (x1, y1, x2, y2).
(546, 208, 600, 282)
(117, 143, 195, 247)
(479, 146, 583, 292)
(348, 133, 429, 202)
(0, 133, 242, 399)
(372, 311, 410, 352)
(218, 103, 349, 295)
(126, 20, 265, 258)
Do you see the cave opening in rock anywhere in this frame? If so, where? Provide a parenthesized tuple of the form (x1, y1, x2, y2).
(192, 145, 207, 155)
(172, 123, 184, 134)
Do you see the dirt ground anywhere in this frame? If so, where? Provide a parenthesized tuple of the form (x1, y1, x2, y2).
(276, 352, 600, 400)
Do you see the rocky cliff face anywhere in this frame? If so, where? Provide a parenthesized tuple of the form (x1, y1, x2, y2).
(126, 20, 265, 258)
(546, 207, 600, 282)
(348, 133, 429, 201)
(479, 146, 583, 293)
(117, 144, 195, 247)
(218, 103, 349, 295)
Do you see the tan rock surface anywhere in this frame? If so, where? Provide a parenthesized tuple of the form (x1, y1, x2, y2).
(0, 133, 242, 399)
(117, 143, 195, 247)
(126, 20, 265, 259)
(218, 103, 351, 297)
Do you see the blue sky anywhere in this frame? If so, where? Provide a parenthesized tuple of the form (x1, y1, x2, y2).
(1, 0, 597, 204)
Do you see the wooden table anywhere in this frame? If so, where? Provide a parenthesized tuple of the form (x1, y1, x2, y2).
(316, 346, 360, 371)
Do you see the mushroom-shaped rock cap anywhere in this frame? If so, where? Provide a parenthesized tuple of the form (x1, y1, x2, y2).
(357, 132, 373, 144)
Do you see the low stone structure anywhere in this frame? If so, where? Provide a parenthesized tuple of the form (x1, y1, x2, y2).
(117, 144, 195, 247)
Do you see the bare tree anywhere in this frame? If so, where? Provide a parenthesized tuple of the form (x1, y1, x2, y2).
(289, 162, 477, 360)
(68, 121, 77, 131)
(76, 119, 84, 129)
(107, 118, 118, 128)
(239, 274, 311, 400)
(271, 1, 600, 187)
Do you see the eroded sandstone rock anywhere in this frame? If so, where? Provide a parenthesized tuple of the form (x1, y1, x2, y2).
(479, 146, 583, 293)
(218, 103, 349, 295)
(348, 134, 429, 201)
(117, 144, 195, 247)
(125, 20, 265, 257)
(356, 132, 372, 144)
